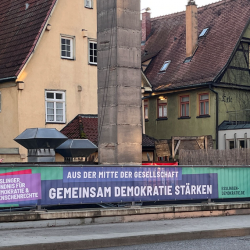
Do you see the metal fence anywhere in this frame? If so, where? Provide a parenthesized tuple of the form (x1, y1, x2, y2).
(0, 164, 250, 208)
(228, 109, 250, 125)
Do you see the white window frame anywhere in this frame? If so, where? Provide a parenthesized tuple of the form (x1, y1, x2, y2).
(160, 60, 171, 72)
(0, 91, 1, 112)
(45, 90, 66, 123)
(199, 28, 209, 37)
(85, 0, 93, 8)
(89, 40, 97, 65)
(61, 35, 75, 60)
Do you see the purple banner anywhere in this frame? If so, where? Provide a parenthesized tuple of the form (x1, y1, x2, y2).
(0, 174, 41, 204)
(63, 167, 182, 183)
(44, 173, 218, 205)
(0, 166, 222, 207)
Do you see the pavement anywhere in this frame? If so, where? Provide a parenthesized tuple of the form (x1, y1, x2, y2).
(92, 236, 250, 250)
(1, 214, 250, 250)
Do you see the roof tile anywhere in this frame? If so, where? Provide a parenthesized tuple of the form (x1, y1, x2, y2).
(61, 115, 99, 146)
(0, 0, 57, 80)
(61, 115, 156, 148)
(142, 0, 250, 91)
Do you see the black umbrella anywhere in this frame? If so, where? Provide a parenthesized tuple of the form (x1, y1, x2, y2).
(55, 139, 98, 158)
(14, 128, 68, 149)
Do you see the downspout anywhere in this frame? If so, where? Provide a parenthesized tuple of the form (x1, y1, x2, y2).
(209, 85, 218, 149)
(141, 87, 146, 134)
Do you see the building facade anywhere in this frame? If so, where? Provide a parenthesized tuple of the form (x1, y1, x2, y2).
(0, 0, 97, 162)
(141, 0, 250, 152)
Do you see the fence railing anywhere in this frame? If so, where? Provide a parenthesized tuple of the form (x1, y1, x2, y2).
(227, 109, 250, 125)
(0, 164, 250, 208)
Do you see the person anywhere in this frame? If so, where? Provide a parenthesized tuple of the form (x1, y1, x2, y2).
(0, 158, 3, 163)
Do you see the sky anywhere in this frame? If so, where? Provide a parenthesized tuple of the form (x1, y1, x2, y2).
(141, 0, 222, 17)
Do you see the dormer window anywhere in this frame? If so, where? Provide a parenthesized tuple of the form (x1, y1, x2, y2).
(184, 57, 192, 63)
(199, 28, 209, 38)
(160, 60, 171, 72)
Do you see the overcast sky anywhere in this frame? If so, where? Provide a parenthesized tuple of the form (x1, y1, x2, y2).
(141, 0, 222, 17)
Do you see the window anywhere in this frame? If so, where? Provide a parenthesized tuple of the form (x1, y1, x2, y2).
(184, 57, 192, 63)
(199, 28, 209, 37)
(144, 99, 149, 120)
(85, 0, 93, 8)
(158, 97, 167, 118)
(160, 60, 171, 72)
(180, 96, 189, 117)
(61, 36, 74, 59)
(239, 140, 247, 149)
(229, 140, 235, 149)
(89, 41, 97, 65)
(199, 93, 209, 116)
(158, 156, 168, 162)
(0, 92, 1, 112)
(45, 91, 66, 123)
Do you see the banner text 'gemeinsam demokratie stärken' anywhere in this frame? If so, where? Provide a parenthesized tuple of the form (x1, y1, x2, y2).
(0, 166, 247, 207)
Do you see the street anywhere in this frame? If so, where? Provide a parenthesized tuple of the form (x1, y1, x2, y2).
(92, 236, 250, 250)
(1, 215, 250, 250)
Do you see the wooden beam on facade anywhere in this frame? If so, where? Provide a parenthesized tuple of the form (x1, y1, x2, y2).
(172, 137, 175, 159)
(172, 136, 205, 141)
(205, 136, 208, 151)
(174, 140, 181, 156)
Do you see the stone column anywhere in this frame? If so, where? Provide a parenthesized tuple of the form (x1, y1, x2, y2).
(97, 0, 142, 165)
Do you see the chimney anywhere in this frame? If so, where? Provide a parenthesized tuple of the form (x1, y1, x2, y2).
(186, 0, 198, 58)
(142, 8, 151, 42)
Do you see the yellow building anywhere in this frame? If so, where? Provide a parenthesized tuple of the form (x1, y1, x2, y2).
(0, 0, 97, 162)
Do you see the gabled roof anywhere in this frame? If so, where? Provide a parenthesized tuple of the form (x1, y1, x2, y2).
(61, 114, 156, 148)
(0, 0, 57, 81)
(141, 70, 152, 90)
(142, 0, 250, 91)
(142, 134, 157, 148)
(61, 115, 99, 146)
